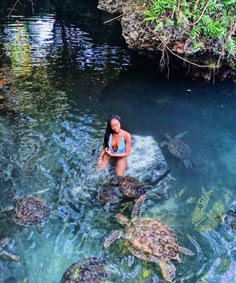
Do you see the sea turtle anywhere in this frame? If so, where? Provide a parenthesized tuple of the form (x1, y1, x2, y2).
(104, 195, 194, 282)
(0, 237, 20, 261)
(98, 183, 122, 210)
(0, 195, 51, 229)
(160, 131, 193, 168)
(61, 257, 108, 283)
(108, 176, 148, 198)
(119, 176, 148, 198)
(98, 176, 147, 210)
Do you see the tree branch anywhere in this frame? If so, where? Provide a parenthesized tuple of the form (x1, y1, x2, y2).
(103, 14, 123, 24)
(8, 0, 21, 17)
(147, 25, 215, 68)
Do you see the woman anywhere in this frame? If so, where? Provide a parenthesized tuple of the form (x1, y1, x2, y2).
(97, 114, 131, 176)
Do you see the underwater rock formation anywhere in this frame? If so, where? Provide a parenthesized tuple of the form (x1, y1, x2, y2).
(191, 188, 232, 234)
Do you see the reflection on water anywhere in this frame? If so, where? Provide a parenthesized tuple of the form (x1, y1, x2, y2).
(0, 3, 236, 283)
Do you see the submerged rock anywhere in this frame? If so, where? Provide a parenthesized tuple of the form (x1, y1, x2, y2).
(126, 135, 173, 198)
(191, 188, 233, 234)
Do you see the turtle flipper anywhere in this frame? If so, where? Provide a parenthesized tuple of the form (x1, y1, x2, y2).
(0, 206, 14, 213)
(175, 131, 189, 139)
(183, 159, 192, 169)
(0, 250, 20, 261)
(126, 246, 175, 282)
(104, 230, 124, 248)
(179, 246, 195, 256)
(37, 224, 44, 234)
(159, 259, 176, 282)
(164, 133, 172, 141)
(131, 194, 146, 218)
(0, 237, 10, 247)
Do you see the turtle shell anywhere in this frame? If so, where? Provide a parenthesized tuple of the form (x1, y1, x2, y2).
(119, 176, 146, 198)
(126, 217, 179, 260)
(62, 257, 108, 283)
(98, 183, 121, 206)
(12, 196, 51, 226)
(168, 139, 191, 160)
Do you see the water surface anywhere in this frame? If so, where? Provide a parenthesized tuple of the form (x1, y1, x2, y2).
(0, 3, 236, 283)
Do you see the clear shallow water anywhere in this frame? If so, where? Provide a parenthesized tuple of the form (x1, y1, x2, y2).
(0, 3, 236, 283)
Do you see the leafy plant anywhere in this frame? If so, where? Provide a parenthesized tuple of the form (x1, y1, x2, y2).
(226, 38, 236, 53)
(143, 0, 236, 57)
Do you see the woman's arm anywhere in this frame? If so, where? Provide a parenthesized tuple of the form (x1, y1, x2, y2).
(97, 147, 106, 170)
(97, 146, 111, 171)
(98, 147, 106, 160)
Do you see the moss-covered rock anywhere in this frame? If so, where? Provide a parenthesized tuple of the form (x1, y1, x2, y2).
(98, 0, 236, 82)
(191, 188, 233, 233)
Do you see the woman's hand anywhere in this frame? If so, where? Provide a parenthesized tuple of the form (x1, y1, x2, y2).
(97, 158, 103, 168)
(105, 147, 112, 156)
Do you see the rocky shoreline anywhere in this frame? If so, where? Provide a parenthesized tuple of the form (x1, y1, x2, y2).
(98, 0, 236, 83)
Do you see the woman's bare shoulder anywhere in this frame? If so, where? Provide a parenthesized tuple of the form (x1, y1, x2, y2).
(123, 130, 131, 139)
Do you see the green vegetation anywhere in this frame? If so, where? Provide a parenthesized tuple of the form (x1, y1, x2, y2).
(215, 257, 231, 275)
(144, 0, 236, 57)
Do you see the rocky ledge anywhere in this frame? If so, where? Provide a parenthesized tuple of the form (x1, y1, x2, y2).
(98, 0, 236, 82)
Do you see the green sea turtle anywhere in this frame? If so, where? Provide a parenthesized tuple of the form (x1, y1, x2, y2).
(0, 237, 20, 261)
(108, 176, 148, 198)
(98, 183, 122, 210)
(61, 257, 108, 283)
(119, 176, 147, 198)
(1, 195, 51, 229)
(98, 176, 147, 210)
(160, 132, 192, 168)
(104, 195, 194, 282)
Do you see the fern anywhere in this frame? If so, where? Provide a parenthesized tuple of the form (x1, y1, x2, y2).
(143, 0, 236, 56)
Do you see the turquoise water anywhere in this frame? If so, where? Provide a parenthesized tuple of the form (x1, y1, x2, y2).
(0, 3, 236, 283)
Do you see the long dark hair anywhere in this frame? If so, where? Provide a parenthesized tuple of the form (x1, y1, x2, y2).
(103, 114, 121, 148)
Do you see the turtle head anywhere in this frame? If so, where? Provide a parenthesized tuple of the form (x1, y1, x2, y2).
(8, 193, 18, 201)
(115, 213, 129, 225)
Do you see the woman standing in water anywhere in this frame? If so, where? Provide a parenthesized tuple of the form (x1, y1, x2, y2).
(97, 114, 131, 176)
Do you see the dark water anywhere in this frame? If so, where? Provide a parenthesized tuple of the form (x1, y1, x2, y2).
(0, 2, 236, 283)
